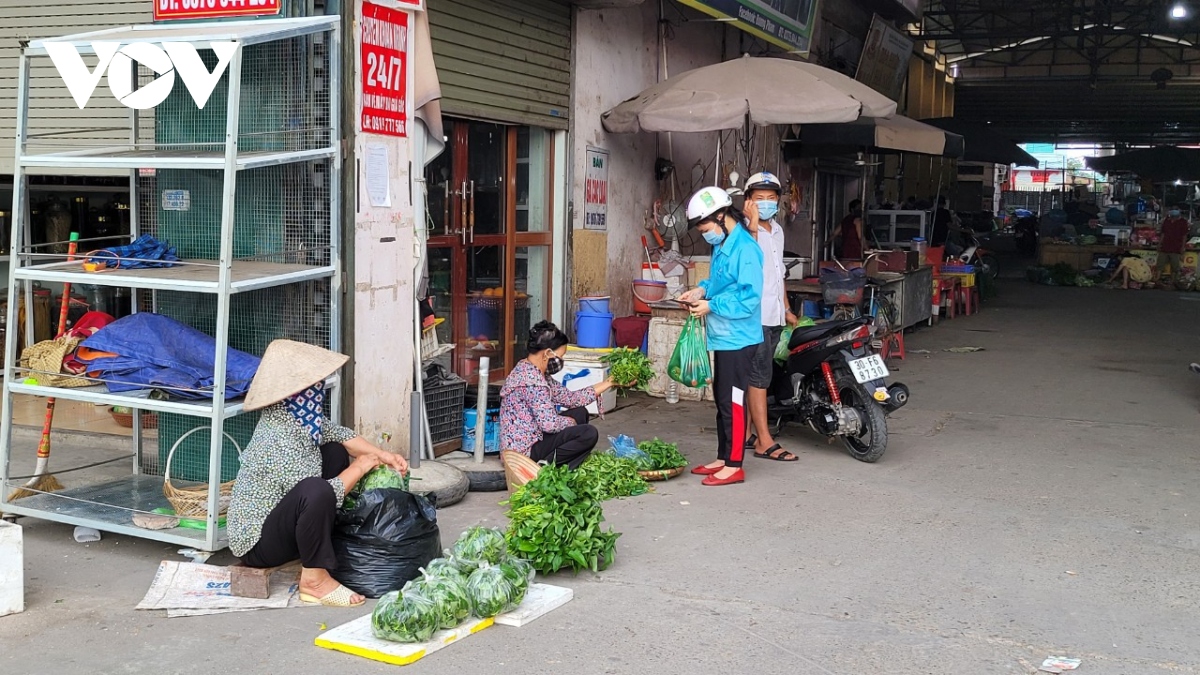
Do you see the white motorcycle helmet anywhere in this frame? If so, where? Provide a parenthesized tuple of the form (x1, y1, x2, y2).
(686, 186, 734, 227)
(744, 171, 783, 195)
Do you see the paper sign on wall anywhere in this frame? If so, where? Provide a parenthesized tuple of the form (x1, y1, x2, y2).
(366, 144, 391, 208)
(583, 147, 608, 231)
(162, 190, 190, 211)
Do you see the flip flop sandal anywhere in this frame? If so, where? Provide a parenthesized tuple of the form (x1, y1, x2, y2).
(299, 584, 364, 607)
(743, 434, 758, 450)
(754, 444, 798, 462)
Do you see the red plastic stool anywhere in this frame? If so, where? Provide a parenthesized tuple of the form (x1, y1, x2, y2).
(881, 330, 905, 360)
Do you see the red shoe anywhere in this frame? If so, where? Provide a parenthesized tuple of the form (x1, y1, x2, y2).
(690, 464, 722, 476)
(701, 468, 745, 486)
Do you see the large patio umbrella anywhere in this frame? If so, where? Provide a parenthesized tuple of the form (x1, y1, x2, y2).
(797, 115, 965, 158)
(601, 54, 898, 134)
(1086, 146, 1200, 182)
(921, 117, 1039, 167)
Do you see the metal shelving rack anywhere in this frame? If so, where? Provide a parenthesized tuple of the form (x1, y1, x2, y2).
(0, 16, 342, 552)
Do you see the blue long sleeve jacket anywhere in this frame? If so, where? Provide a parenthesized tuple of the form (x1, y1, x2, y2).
(698, 223, 764, 351)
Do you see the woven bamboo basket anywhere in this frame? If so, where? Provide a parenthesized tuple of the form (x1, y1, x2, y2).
(638, 466, 685, 482)
(501, 450, 541, 491)
(110, 408, 158, 429)
(162, 427, 243, 519)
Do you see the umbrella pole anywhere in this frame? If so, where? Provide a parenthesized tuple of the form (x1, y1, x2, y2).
(714, 133, 721, 185)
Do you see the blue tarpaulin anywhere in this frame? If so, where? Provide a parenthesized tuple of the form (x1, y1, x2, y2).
(79, 314, 260, 399)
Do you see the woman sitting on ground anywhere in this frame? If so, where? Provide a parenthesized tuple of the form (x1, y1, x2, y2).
(228, 340, 408, 608)
(499, 321, 619, 469)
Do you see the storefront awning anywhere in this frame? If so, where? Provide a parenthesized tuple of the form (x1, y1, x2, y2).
(798, 115, 965, 158)
(921, 118, 1039, 167)
(1086, 146, 1200, 182)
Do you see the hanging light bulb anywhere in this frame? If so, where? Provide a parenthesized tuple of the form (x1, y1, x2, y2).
(1171, 3, 1189, 19)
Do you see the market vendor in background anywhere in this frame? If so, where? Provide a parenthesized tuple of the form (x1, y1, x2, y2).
(930, 196, 955, 252)
(229, 340, 409, 608)
(1159, 205, 1190, 286)
(678, 186, 763, 487)
(832, 199, 865, 260)
(742, 172, 799, 462)
(500, 321, 619, 469)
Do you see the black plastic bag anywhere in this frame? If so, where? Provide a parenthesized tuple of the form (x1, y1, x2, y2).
(331, 488, 441, 599)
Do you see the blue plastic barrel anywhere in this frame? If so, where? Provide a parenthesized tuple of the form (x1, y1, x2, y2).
(574, 311, 614, 348)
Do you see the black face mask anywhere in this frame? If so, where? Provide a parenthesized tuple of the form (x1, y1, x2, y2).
(546, 355, 564, 376)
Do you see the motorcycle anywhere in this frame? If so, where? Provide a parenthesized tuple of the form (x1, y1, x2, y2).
(767, 315, 909, 463)
(957, 225, 999, 281)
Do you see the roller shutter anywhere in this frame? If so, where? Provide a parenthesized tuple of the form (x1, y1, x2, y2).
(427, 0, 571, 129)
(0, 0, 153, 176)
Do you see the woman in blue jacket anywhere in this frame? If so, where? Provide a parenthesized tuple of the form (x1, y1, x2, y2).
(677, 186, 764, 486)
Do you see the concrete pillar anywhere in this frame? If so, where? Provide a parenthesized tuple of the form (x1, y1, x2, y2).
(348, 0, 416, 456)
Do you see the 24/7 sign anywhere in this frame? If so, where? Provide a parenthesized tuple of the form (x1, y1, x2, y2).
(360, 2, 409, 137)
(155, 0, 280, 21)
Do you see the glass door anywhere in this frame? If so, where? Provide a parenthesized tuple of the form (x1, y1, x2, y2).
(425, 120, 554, 381)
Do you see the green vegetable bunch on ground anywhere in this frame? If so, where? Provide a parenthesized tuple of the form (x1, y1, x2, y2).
(600, 347, 654, 395)
(575, 452, 649, 500)
(635, 438, 688, 471)
(505, 464, 620, 574)
(371, 589, 439, 643)
(401, 570, 471, 630)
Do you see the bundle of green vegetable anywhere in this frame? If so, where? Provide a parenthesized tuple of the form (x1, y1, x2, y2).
(371, 589, 439, 643)
(464, 563, 523, 618)
(575, 452, 649, 500)
(600, 348, 654, 394)
(451, 526, 508, 571)
(505, 464, 620, 574)
(635, 438, 687, 471)
(342, 466, 413, 510)
(402, 570, 471, 630)
(423, 556, 469, 585)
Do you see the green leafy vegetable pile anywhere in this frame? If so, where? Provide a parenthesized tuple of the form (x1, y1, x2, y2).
(371, 589, 439, 643)
(600, 347, 654, 394)
(451, 526, 509, 568)
(342, 466, 414, 510)
(575, 452, 649, 500)
(635, 438, 688, 471)
(464, 562, 524, 618)
(505, 464, 620, 574)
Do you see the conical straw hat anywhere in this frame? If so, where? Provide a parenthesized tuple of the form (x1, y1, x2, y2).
(244, 340, 349, 411)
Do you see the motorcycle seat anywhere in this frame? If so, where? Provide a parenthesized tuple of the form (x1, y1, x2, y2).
(788, 319, 859, 349)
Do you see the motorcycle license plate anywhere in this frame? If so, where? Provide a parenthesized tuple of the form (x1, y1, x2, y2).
(849, 355, 889, 384)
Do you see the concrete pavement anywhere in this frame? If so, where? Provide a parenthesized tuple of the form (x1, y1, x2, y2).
(2, 279, 1199, 674)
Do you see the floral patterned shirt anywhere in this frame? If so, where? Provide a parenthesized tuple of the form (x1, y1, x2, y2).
(499, 359, 597, 455)
(227, 403, 357, 557)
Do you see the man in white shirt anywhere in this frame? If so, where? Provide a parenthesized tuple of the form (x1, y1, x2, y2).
(742, 172, 799, 462)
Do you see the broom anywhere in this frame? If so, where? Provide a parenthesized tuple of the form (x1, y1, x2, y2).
(8, 232, 80, 501)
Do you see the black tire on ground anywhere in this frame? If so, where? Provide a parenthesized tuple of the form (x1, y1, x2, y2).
(982, 254, 1000, 281)
(835, 376, 888, 463)
(413, 468, 470, 507)
(465, 468, 509, 492)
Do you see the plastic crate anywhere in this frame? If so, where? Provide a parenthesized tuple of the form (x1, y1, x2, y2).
(424, 375, 466, 445)
(941, 264, 975, 274)
(943, 272, 976, 287)
(463, 408, 501, 454)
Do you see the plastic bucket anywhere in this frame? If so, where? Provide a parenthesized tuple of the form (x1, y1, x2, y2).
(632, 279, 668, 314)
(574, 311, 613, 348)
(579, 296, 611, 314)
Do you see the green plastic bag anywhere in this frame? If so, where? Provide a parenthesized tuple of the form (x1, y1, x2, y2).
(774, 318, 814, 364)
(668, 316, 713, 388)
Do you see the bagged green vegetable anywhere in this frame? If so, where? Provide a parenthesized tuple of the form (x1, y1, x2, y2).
(464, 562, 520, 618)
(774, 326, 794, 364)
(668, 316, 712, 388)
(452, 526, 509, 568)
(404, 571, 471, 630)
(371, 589, 439, 643)
(423, 557, 468, 584)
(497, 558, 534, 602)
(358, 466, 410, 493)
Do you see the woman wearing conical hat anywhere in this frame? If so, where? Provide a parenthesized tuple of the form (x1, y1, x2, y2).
(227, 340, 408, 607)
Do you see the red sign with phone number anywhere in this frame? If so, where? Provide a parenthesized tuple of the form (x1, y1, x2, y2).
(360, 2, 409, 137)
(154, 0, 280, 21)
